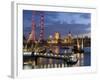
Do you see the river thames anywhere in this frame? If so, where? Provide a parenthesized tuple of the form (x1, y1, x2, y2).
(23, 46, 91, 69)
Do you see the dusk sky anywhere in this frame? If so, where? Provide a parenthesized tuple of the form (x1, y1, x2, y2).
(23, 10, 91, 39)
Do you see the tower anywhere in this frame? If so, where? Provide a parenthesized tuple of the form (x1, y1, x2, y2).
(39, 12, 45, 42)
(81, 35, 84, 49)
(67, 31, 73, 45)
(53, 32, 60, 44)
(27, 11, 36, 44)
(54, 32, 60, 40)
(77, 35, 80, 50)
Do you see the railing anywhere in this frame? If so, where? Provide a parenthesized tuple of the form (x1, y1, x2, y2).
(23, 52, 78, 69)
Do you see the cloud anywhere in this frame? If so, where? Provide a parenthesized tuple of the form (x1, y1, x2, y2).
(80, 13, 91, 19)
(44, 22, 90, 38)
(23, 10, 91, 39)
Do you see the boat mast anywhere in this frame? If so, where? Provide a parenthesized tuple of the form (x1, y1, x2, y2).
(77, 35, 80, 50)
(81, 35, 84, 49)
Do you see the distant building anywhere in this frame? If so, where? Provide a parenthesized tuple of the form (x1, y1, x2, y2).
(54, 32, 60, 40)
(47, 35, 53, 43)
(67, 32, 73, 44)
(53, 32, 61, 44)
(62, 32, 73, 45)
(47, 32, 61, 44)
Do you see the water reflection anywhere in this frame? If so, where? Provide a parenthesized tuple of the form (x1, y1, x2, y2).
(75, 53, 84, 66)
(23, 46, 90, 69)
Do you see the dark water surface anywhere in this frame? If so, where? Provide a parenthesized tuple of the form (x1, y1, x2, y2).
(23, 47, 91, 69)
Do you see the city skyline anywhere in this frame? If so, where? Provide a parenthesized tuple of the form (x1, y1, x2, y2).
(23, 10, 91, 39)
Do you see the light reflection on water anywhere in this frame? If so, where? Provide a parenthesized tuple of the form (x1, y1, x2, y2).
(23, 47, 91, 69)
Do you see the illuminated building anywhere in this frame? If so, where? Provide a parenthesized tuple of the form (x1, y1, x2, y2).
(53, 32, 61, 44)
(62, 32, 73, 44)
(54, 32, 60, 40)
(63, 38, 67, 43)
(66, 32, 73, 44)
(47, 35, 53, 43)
